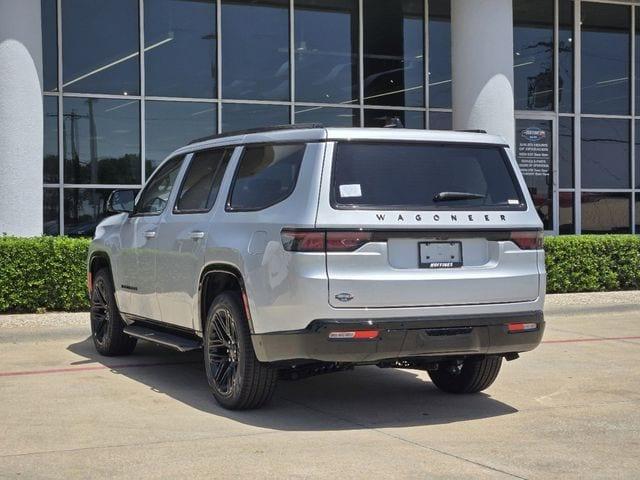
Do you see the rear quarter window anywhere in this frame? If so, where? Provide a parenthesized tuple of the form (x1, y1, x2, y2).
(227, 144, 306, 211)
(332, 142, 526, 210)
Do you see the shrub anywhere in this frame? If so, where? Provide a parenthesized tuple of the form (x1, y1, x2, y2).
(544, 235, 640, 293)
(0, 236, 90, 313)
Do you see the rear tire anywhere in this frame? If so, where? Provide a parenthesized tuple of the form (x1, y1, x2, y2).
(428, 356, 502, 394)
(204, 292, 277, 410)
(90, 268, 137, 356)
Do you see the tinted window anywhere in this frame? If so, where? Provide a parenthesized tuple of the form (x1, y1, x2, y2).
(559, 117, 574, 189)
(229, 145, 306, 210)
(62, 0, 139, 95)
(41, 0, 58, 92)
(428, 0, 451, 109)
(559, 192, 575, 235)
(63, 188, 112, 236)
(63, 97, 141, 184)
(581, 193, 630, 234)
(332, 142, 524, 209)
(513, 0, 554, 111)
(581, 3, 630, 115)
(43, 188, 60, 236)
(636, 194, 640, 233)
(145, 0, 216, 98)
(295, 106, 359, 127)
(581, 118, 630, 189)
(636, 120, 640, 188)
(175, 149, 232, 212)
(44, 96, 59, 183)
(559, 0, 574, 113)
(363, 0, 424, 107)
(221, 103, 290, 132)
(364, 109, 424, 129)
(136, 156, 184, 215)
(145, 100, 217, 175)
(222, 0, 289, 101)
(429, 111, 452, 130)
(294, 0, 358, 104)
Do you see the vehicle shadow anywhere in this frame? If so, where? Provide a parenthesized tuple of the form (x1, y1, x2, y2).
(67, 336, 518, 431)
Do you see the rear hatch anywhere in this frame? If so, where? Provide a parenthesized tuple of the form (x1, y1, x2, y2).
(315, 140, 542, 308)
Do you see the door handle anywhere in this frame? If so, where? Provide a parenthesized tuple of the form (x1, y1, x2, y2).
(144, 230, 157, 239)
(190, 230, 205, 240)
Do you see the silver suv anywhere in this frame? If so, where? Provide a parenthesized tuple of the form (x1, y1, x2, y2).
(88, 125, 546, 410)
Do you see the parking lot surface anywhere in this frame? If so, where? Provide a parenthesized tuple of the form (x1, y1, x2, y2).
(1, 292, 639, 479)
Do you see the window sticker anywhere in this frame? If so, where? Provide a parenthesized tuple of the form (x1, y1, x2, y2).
(339, 184, 362, 198)
(508, 199, 520, 205)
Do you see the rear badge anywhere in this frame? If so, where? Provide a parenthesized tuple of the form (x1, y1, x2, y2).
(335, 293, 354, 303)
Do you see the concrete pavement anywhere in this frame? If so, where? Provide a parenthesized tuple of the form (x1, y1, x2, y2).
(1, 292, 639, 479)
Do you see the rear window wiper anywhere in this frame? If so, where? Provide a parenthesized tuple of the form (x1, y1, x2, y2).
(433, 191, 486, 202)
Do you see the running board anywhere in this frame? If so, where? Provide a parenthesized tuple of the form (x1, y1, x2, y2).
(123, 325, 202, 352)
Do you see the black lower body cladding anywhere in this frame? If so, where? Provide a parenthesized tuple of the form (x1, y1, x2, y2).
(252, 311, 544, 363)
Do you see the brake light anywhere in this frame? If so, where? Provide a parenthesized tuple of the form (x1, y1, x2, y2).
(281, 230, 325, 252)
(326, 231, 373, 252)
(510, 231, 543, 250)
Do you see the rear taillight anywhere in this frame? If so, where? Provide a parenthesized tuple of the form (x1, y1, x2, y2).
(510, 231, 543, 250)
(281, 229, 373, 252)
(326, 231, 373, 252)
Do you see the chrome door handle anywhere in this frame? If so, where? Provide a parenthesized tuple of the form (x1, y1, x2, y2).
(190, 231, 205, 240)
(144, 230, 157, 239)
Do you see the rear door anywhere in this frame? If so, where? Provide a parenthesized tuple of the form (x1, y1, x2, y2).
(316, 141, 543, 309)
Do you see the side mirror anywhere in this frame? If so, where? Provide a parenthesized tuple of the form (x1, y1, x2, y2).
(107, 189, 137, 214)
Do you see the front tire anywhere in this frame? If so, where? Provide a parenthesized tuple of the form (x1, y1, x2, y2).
(204, 292, 277, 410)
(428, 356, 502, 394)
(90, 268, 137, 356)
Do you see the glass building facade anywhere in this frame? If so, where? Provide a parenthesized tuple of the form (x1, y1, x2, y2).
(41, 0, 640, 235)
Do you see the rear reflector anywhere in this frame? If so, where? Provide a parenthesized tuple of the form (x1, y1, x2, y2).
(510, 231, 543, 250)
(328, 330, 379, 340)
(507, 322, 538, 333)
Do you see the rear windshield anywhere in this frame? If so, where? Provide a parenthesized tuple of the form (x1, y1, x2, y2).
(332, 142, 525, 210)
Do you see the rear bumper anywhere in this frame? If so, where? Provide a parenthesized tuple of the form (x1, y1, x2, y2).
(252, 311, 544, 363)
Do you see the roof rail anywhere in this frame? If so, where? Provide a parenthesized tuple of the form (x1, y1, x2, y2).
(454, 129, 487, 134)
(189, 123, 324, 145)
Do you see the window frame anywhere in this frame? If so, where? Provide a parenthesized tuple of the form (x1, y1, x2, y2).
(131, 155, 185, 217)
(172, 147, 234, 215)
(225, 142, 308, 213)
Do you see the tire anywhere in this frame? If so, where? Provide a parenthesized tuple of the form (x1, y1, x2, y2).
(428, 356, 502, 394)
(90, 268, 137, 356)
(204, 292, 277, 410)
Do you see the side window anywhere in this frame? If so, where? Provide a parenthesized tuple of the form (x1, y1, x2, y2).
(175, 148, 233, 213)
(135, 155, 184, 215)
(228, 144, 306, 211)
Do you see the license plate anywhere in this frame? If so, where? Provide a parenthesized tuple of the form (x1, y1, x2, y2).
(418, 241, 462, 268)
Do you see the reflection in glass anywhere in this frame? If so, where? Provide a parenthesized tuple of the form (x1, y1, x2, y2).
(221, 103, 290, 132)
(581, 3, 630, 115)
(222, 0, 289, 101)
(559, 192, 574, 235)
(513, 0, 554, 111)
(428, 0, 451, 109)
(581, 118, 630, 189)
(515, 119, 553, 230)
(636, 194, 640, 233)
(295, 106, 359, 127)
(364, 109, 424, 129)
(637, 9, 640, 115)
(62, 0, 139, 95)
(63, 188, 113, 236)
(63, 98, 141, 185)
(44, 97, 59, 183)
(363, 0, 424, 107)
(41, 0, 58, 92)
(429, 111, 451, 130)
(145, 0, 216, 98)
(559, 116, 573, 189)
(559, 0, 574, 113)
(581, 193, 630, 234)
(636, 120, 640, 188)
(43, 189, 60, 236)
(294, 0, 358, 104)
(145, 101, 216, 175)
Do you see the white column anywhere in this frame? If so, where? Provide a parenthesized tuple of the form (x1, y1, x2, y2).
(451, 0, 515, 150)
(0, 0, 44, 236)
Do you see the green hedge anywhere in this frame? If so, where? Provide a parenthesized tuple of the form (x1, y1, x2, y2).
(0, 236, 91, 313)
(544, 235, 640, 294)
(0, 235, 639, 313)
